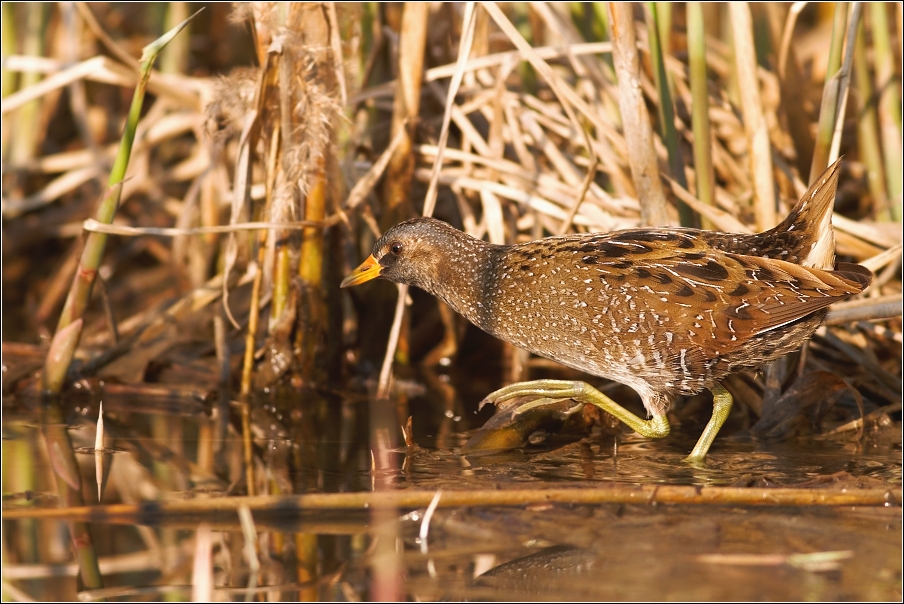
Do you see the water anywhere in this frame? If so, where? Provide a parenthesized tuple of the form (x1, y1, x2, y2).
(1, 377, 901, 601)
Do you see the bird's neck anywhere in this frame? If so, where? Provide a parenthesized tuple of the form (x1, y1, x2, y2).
(429, 238, 503, 333)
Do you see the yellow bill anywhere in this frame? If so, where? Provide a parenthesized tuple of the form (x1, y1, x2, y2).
(341, 255, 382, 288)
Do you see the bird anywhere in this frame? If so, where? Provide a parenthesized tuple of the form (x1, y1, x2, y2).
(341, 159, 872, 461)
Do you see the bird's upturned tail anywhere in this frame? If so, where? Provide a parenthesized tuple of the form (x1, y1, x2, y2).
(769, 158, 842, 270)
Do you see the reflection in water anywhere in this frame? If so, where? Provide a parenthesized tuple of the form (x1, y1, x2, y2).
(1, 380, 900, 600)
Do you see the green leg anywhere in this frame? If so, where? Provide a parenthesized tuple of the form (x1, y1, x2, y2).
(483, 379, 670, 439)
(685, 383, 733, 462)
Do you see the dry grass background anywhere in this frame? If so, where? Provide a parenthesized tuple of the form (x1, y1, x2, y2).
(1, 3, 902, 600)
(2, 3, 901, 390)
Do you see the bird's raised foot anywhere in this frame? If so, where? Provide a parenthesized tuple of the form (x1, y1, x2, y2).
(480, 379, 594, 409)
(481, 379, 670, 439)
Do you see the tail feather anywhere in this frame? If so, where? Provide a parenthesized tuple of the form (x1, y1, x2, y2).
(833, 261, 874, 290)
(770, 158, 842, 270)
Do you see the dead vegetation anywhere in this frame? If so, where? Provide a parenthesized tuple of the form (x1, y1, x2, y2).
(1, 3, 901, 600)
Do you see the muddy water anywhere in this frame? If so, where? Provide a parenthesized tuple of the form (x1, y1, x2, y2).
(1, 380, 901, 601)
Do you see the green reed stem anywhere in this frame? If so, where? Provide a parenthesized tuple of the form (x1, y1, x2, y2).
(868, 2, 903, 221)
(655, 2, 672, 53)
(646, 2, 693, 226)
(160, 2, 190, 75)
(687, 2, 716, 231)
(0, 3, 16, 100)
(810, 2, 849, 181)
(854, 19, 890, 221)
(35, 12, 200, 592)
(7, 3, 45, 164)
(43, 10, 200, 394)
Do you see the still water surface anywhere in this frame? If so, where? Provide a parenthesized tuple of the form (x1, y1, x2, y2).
(2, 383, 900, 601)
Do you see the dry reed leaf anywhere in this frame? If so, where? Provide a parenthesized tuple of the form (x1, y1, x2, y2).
(502, 97, 537, 172)
(607, 2, 670, 226)
(82, 219, 330, 237)
(350, 41, 614, 106)
(11, 144, 115, 173)
(730, 2, 776, 230)
(3, 165, 102, 217)
(2, 56, 109, 113)
(345, 125, 409, 211)
(480, 188, 505, 245)
(833, 214, 901, 248)
(4, 55, 202, 114)
(666, 179, 753, 234)
(417, 169, 609, 229)
(859, 245, 903, 273)
(421, 144, 633, 222)
(825, 293, 903, 325)
(2, 54, 64, 74)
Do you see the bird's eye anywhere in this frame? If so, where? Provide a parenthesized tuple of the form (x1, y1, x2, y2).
(390, 241, 403, 255)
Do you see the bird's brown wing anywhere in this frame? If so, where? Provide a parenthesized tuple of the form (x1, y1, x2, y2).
(714, 254, 870, 335)
(577, 233, 870, 361)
